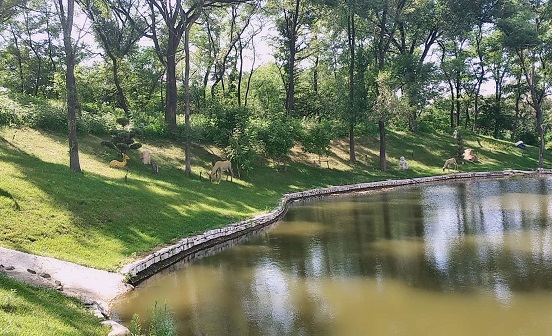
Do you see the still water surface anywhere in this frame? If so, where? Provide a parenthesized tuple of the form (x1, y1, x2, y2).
(113, 177, 552, 335)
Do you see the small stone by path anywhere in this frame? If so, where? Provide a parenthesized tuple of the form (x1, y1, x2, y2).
(0, 246, 132, 335)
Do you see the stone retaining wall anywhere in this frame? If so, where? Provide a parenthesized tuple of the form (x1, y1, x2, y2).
(121, 169, 552, 285)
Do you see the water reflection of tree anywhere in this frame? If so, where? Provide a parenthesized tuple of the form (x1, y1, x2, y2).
(263, 178, 552, 295)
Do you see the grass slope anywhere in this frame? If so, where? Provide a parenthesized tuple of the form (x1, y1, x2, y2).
(0, 127, 544, 270)
(0, 274, 109, 335)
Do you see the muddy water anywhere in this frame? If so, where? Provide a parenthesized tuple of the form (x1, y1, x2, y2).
(112, 177, 552, 335)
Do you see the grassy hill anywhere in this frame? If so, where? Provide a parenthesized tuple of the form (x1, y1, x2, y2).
(0, 127, 544, 271)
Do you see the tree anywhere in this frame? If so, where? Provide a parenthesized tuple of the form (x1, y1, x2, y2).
(140, 0, 204, 135)
(497, 0, 551, 168)
(0, 0, 24, 23)
(56, 0, 81, 172)
(0, 1, 60, 96)
(271, 0, 316, 115)
(386, 0, 441, 132)
(80, 0, 146, 116)
(368, 0, 405, 171)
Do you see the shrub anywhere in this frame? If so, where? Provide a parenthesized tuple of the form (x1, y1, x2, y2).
(0, 93, 23, 127)
(133, 112, 167, 138)
(203, 104, 250, 147)
(301, 120, 332, 158)
(256, 116, 298, 162)
(26, 103, 67, 133)
(101, 117, 142, 154)
(148, 302, 177, 336)
(225, 128, 259, 177)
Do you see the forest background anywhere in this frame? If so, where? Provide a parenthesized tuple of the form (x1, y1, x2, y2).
(0, 0, 551, 175)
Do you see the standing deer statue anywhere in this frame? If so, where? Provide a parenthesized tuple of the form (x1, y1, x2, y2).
(109, 153, 130, 169)
(442, 157, 458, 172)
(210, 160, 233, 182)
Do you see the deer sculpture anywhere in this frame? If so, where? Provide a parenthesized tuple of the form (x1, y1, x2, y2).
(109, 153, 130, 169)
(442, 157, 458, 172)
(210, 160, 233, 182)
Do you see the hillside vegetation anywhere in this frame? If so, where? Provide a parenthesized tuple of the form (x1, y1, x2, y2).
(0, 126, 544, 271)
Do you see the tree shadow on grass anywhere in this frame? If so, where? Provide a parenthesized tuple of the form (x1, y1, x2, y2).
(0, 137, 279, 268)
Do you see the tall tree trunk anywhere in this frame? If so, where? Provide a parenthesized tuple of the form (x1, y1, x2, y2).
(245, 42, 256, 107)
(379, 118, 386, 171)
(58, 0, 81, 172)
(165, 35, 179, 135)
(110, 56, 130, 116)
(184, 28, 192, 176)
(237, 39, 243, 107)
(511, 74, 522, 141)
(11, 29, 24, 93)
(473, 24, 485, 132)
(347, 12, 356, 163)
(455, 76, 461, 127)
(284, 0, 300, 115)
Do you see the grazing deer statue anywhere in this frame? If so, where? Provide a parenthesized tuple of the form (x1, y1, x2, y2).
(210, 160, 233, 182)
(442, 157, 458, 172)
(151, 161, 159, 175)
(109, 153, 130, 169)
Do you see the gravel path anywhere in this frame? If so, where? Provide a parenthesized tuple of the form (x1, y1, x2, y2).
(0, 246, 132, 314)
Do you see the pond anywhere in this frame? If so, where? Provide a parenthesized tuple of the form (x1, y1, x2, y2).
(112, 176, 552, 335)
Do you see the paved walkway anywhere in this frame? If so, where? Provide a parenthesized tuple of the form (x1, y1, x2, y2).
(0, 246, 131, 313)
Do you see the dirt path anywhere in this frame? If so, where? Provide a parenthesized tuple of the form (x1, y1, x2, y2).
(0, 246, 132, 315)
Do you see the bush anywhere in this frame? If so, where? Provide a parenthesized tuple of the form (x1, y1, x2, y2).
(202, 104, 250, 147)
(0, 93, 24, 127)
(78, 111, 114, 135)
(256, 117, 299, 161)
(225, 128, 259, 177)
(517, 130, 539, 146)
(301, 120, 332, 157)
(25, 103, 67, 133)
(133, 112, 167, 138)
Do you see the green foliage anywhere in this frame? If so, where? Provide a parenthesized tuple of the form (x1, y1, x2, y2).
(78, 111, 114, 135)
(225, 128, 259, 177)
(0, 95, 22, 127)
(256, 116, 298, 160)
(148, 302, 177, 336)
(127, 302, 177, 336)
(203, 104, 250, 147)
(476, 98, 513, 139)
(301, 120, 332, 157)
(26, 103, 67, 132)
(102, 117, 142, 154)
(517, 130, 539, 146)
(129, 314, 142, 336)
(133, 112, 168, 138)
